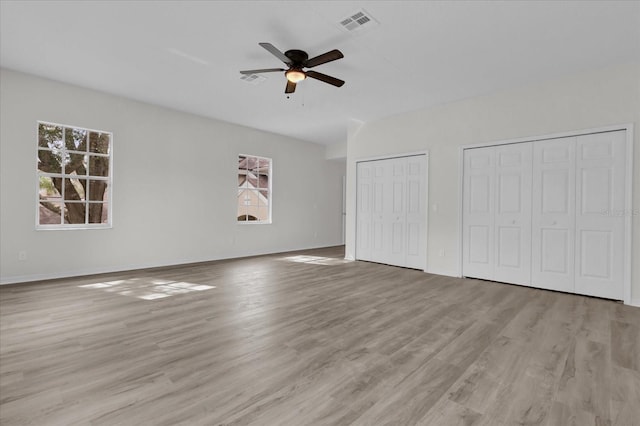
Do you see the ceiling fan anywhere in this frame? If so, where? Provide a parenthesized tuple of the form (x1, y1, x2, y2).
(240, 42, 345, 94)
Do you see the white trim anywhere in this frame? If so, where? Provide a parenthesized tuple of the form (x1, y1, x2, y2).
(457, 145, 465, 278)
(38, 120, 112, 135)
(354, 150, 430, 271)
(354, 150, 430, 163)
(459, 123, 632, 150)
(424, 156, 430, 273)
(458, 123, 634, 305)
(425, 268, 458, 278)
(35, 224, 112, 231)
(623, 124, 634, 306)
(0, 244, 343, 286)
(630, 299, 640, 308)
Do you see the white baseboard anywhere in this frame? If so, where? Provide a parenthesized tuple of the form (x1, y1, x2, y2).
(424, 268, 458, 278)
(2, 268, 119, 285)
(0, 244, 344, 285)
(630, 298, 640, 308)
(0, 258, 210, 285)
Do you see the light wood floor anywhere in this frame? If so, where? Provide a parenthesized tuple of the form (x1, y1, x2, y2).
(1, 246, 638, 425)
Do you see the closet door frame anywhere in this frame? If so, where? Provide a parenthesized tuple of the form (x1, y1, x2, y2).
(458, 124, 634, 305)
(355, 151, 429, 271)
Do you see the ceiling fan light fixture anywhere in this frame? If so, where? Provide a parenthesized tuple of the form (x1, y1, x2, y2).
(240, 43, 344, 94)
(285, 69, 306, 83)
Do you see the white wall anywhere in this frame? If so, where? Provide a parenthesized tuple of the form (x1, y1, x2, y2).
(346, 63, 640, 305)
(325, 141, 346, 160)
(0, 69, 345, 284)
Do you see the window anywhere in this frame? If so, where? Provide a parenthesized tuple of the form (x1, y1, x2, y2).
(237, 154, 271, 223)
(37, 122, 112, 228)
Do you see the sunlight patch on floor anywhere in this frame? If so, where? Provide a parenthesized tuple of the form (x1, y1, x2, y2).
(79, 278, 215, 300)
(281, 255, 351, 266)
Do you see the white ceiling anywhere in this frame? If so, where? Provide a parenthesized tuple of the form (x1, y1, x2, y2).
(1, 1, 639, 146)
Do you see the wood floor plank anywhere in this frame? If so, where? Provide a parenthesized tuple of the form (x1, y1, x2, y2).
(611, 319, 640, 372)
(556, 338, 612, 421)
(543, 401, 610, 426)
(418, 396, 482, 426)
(1, 246, 638, 425)
(610, 365, 640, 426)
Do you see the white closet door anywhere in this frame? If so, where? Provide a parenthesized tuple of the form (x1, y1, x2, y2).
(387, 158, 407, 267)
(462, 147, 495, 281)
(356, 162, 374, 262)
(356, 155, 427, 270)
(493, 143, 532, 285)
(575, 131, 626, 300)
(405, 155, 427, 269)
(370, 161, 387, 264)
(531, 138, 576, 292)
(463, 129, 628, 301)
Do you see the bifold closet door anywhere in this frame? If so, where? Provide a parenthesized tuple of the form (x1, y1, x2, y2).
(404, 155, 427, 269)
(356, 156, 426, 270)
(493, 144, 532, 285)
(531, 138, 576, 293)
(467, 129, 628, 300)
(385, 157, 408, 267)
(574, 131, 626, 300)
(462, 144, 532, 285)
(356, 160, 387, 263)
(356, 162, 374, 262)
(462, 147, 495, 281)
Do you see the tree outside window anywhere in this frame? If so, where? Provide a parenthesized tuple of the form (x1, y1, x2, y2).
(37, 122, 112, 228)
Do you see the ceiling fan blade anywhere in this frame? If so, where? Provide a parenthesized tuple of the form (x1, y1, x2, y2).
(259, 42, 292, 65)
(285, 80, 297, 94)
(305, 70, 345, 87)
(240, 68, 285, 75)
(305, 49, 344, 68)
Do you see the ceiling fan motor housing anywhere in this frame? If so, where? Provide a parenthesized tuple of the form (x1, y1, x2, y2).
(284, 49, 309, 66)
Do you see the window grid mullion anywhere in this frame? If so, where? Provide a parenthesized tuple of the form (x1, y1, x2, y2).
(37, 122, 112, 228)
(85, 140, 90, 222)
(237, 154, 271, 223)
(61, 128, 66, 217)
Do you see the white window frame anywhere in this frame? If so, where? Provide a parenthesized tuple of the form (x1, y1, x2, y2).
(36, 121, 113, 230)
(237, 154, 272, 224)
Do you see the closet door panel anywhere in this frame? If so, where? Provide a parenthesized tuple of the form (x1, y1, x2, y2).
(493, 143, 532, 285)
(356, 163, 373, 261)
(387, 159, 406, 266)
(405, 155, 427, 269)
(469, 226, 491, 264)
(371, 163, 387, 263)
(575, 131, 626, 300)
(531, 138, 576, 292)
(462, 147, 495, 280)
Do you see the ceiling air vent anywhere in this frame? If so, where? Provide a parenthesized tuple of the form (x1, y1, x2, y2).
(339, 9, 378, 33)
(240, 74, 266, 85)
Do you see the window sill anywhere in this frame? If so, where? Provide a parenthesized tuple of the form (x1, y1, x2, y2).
(36, 224, 113, 231)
